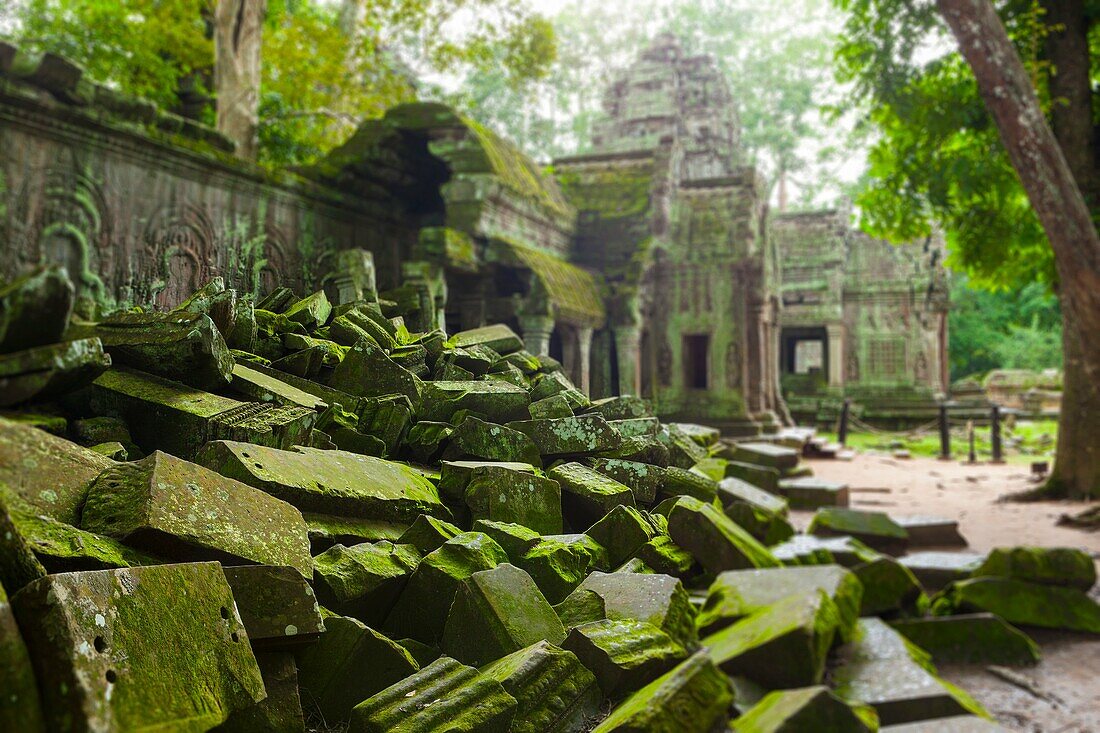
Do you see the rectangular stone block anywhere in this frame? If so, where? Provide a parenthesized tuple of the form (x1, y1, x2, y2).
(509, 414, 622, 457)
(197, 441, 447, 523)
(777, 476, 850, 509)
(0, 337, 111, 407)
(11, 562, 266, 732)
(82, 451, 313, 578)
(418, 380, 530, 424)
(548, 462, 635, 529)
(221, 565, 325, 650)
(725, 441, 800, 470)
(481, 641, 601, 733)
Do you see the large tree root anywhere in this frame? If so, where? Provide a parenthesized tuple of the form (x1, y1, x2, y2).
(1057, 504, 1100, 531)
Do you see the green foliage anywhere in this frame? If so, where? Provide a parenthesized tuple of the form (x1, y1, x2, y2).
(948, 274, 1061, 380)
(833, 0, 1060, 289)
(3, 0, 556, 166)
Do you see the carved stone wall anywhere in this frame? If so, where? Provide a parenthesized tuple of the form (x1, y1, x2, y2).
(0, 77, 415, 311)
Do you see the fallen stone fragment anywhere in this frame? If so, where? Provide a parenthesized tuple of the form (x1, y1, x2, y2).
(880, 715, 1013, 731)
(198, 440, 447, 523)
(11, 510, 159, 572)
(330, 337, 421, 402)
(608, 417, 661, 438)
(270, 344, 326, 378)
(445, 415, 542, 465)
(349, 656, 517, 733)
(82, 451, 313, 578)
(832, 618, 985, 726)
(725, 460, 781, 492)
(438, 460, 537, 501)
(584, 395, 651, 421)
(730, 685, 878, 732)
(229, 362, 328, 410)
(213, 651, 306, 733)
(481, 640, 601, 733)
(396, 637, 440, 667)
(528, 394, 574, 418)
(451, 324, 524, 354)
(726, 441, 800, 470)
(87, 440, 127, 459)
(856, 556, 925, 616)
(973, 546, 1096, 590)
(462, 463, 563, 534)
(283, 289, 332, 328)
(518, 533, 610, 603)
(529, 370, 588, 409)
(0, 579, 46, 733)
(770, 533, 878, 567)
(385, 531, 509, 643)
(561, 618, 688, 699)
(509, 414, 622, 457)
(585, 457, 661, 504)
(895, 515, 968, 548)
(584, 504, 656, 567)
(400, 420, 453, 463)
(304, 513, 409, 551)
(418, 380, 530, 423)
(635, 534, 695, 578)
(899, 551, 986, 592)
(891, 613, 1040, 666)
(442, 563, 566, 666)
(0, 498, 46, 593)
(932, 577, 1100, 633)
(776, 476, 849, 509)
(809, 507, 909, 555)
(599, 433, 671, 466)
(549, 461, 636, 528)
(355, 394, 415, 454)
(666, 496, 780, 574)
(562, 571, 698, 650)
(296, 611, 419, 725)
(657, 466, 720, 502)
(662, 424, 708, 468)
(719, 476, 789, 516)
(12, 562, 266, 732)
(312, 541, 420, 626)
(0, 337, 111, 406)
(397, 514, 462, 554)
(0, 416, 112, 524)
(83, 367, 316, 458)
(593, 651, 734, 732)
(221, 565, 324, 650)
(697, 565, 862, 640)
(703, 590, 840, 689)
(68, 310, 234, 389)
(474, 519, 543, 560)
(0, 265, 73, 352)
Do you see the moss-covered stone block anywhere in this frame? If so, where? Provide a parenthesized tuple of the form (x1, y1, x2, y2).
(931, 577, 1100, 633)
(561, 618, 688, 699)
(0, 578, 45, 733)
(82, 451, 313, 578)
(726, 441, 799, 470)
(635, 534, 696, 578)
(313, 541, 421, 626)
(349, 656, 517, 733)
(584, 505, 656, 567)
(549, 461, 636, 529)
(518, 533, 610, 603)
(0, 264, 73, 353)
(899, 551, 986, 592)
(667, 496, 780, 575)
(585, 395, 651, 421)
(213, 651, 306, 733)
(770, 534, 879, 568)
(730, 685, 878, 732)
(586, 457, 661, 504)
(442, 563, 566, 666)
(473, 519, 543, 561)
(509, 414, 622, 458)
(296, 611, 419, 725)
(530, 371, 589, 410)
(12, 562, 266, 732)
(282, 290, 332, 329)
(777, 477, 850, 509)
(481, 640, 601, 733)
(724, 461, 780, 493)
(564, 570, 698, 650)
(329, 337, 421, 403)
(706, 590, 841, 689)
(384, 531, 509, 643)
(0, 416, 112, 525)
(809, 508, 909, 556)
(464, 464, 563, 535)
(397, 514, 462, 555)
(0, 337, 111, 407)
(418, 380, 530, 424)
(450, 324, 524, 355)
(221, 565, 324, 650)
(197, 441, 447, 524)
(697, 565, 862, 641)
(11, 510, 160, 572)
(445, 415, 542, 465)
(891, 613, 1040, 666)
(973, 546, 1096, 590)
(657, 466, 720, 503)
(528, 394, 575, 418)
(856, 556, 925, 616)
(593, 650, 734, 732)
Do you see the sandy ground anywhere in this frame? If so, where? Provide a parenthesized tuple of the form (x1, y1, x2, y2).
(799, 453, 1100, 732)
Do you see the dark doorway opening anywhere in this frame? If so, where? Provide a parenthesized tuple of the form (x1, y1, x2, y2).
(683, 334, 710, 390)
(780, 326, 828, 377)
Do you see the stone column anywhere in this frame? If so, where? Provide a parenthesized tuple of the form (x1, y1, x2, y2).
(827, 324, 845, 388)
(519, 314, 555, 357)
(614, 325, 641, 397)
(576, 327, 594, 396)
(333, 249, 376, 304)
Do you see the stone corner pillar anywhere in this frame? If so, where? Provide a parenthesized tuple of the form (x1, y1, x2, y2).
(576, 326, 594, 396)
(614, 324, 642, 397)
(826, 324, 845, 388)
(519, 314, 555, 357)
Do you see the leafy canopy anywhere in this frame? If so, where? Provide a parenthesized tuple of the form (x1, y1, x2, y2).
(833, 0, 1059, 289)
(4, 0, 556, 166)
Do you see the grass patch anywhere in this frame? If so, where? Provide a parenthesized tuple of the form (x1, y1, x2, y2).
(819, 419, 1058, 465)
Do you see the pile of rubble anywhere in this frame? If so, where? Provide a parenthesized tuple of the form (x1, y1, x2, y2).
(1, 265, 1097, 732)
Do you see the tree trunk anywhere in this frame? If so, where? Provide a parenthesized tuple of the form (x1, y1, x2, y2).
(214, 0, 266, 160)
(937, 0, 1100, 499)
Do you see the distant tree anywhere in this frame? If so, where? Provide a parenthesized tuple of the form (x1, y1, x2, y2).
(214, 0, 266, 159)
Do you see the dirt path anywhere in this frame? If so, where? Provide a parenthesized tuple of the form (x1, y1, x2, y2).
(800, 453, 1100, 732)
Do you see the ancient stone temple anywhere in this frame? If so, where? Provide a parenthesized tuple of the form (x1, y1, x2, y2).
(554, 33, 782, 435)
(771, 207, 950, 425)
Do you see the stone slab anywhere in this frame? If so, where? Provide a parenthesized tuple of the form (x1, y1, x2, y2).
(809, 508, 909, 556)
(776, 476, 850, 509)
(481, 641, 601, 733)
(667, 496, 780, 574)
(0, 338, 111, 407)
(894, 515, 968, 548)
(561, 619, 688, 699)
(221, 565, 324, 650)
(899, 551, 986, 592)
(508, 414, 622, 457)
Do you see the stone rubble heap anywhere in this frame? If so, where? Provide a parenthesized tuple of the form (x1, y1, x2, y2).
(1, 265, 1097, 732)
